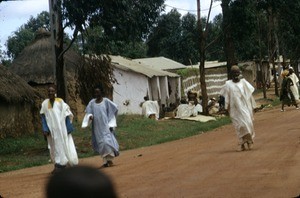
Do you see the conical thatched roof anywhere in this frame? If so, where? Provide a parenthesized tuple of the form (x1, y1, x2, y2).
(9, 30, 82, 84)
(0, 64, 38, 103)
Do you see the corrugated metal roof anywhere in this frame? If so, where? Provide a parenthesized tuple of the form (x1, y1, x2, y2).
(133, 56, 186, 71)
(110, 55, 179, 78)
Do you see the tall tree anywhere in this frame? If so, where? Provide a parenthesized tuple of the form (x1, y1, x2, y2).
(179, 13, 199, 65)
(49, 0, 66, 100)
(197, 0, 214, 115)
(220, 0, 237, 79)
(6, 11, 50, 59)
(4, 1, 165, 99)
(230, 0, 258, 61)
(147, 9, 182, 61)
(83, 26, 147, 58)
(50, 0, 165, 100)
(205, 14, 225, 61)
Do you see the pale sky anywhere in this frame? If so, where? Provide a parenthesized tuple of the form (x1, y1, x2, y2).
(0, 0, 221, 51)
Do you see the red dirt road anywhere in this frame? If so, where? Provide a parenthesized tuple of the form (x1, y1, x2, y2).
(1, 105, 300, 198)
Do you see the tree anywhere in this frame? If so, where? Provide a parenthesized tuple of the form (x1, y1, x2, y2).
(205, 14, 225, 61)
(6, 11, 50, 59)
(147, 9, 182, 61)
(230, 0, 258, 61)
(197, 0, 214, 115)
(276, 1, 300, 74)
(49, 0, 165, 100)
(179, 13, 199, 65)
(220, 0, 237, 79)
(83, 26, 147, 58)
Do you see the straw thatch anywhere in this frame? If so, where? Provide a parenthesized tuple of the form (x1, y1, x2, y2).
(9, 30, 85, 120)
(0, 64, 39, 139)
(9, 30, 80, 84)
(0, 64, 37, 103)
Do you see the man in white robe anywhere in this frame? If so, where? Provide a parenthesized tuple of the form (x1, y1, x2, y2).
(40, 86, 78, 173)
(220, 65, 256, 151)
(83, 86, 119, 168)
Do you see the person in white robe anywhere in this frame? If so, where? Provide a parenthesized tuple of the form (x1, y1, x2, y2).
(220, 65, 256, 151)
(82, 86, 119, 168)
(40, 86, 78, 173)
(141, 96, 160, 120)
(288, 67, 300, 103)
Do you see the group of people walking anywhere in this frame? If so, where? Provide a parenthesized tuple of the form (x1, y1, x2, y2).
(40, 85, 119, 173)
(40, 64, 300, 174)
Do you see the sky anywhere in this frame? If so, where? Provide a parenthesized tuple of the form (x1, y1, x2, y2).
(0, 0, 222, 51)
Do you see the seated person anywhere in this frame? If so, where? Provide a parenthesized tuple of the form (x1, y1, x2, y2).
(207, 97, 219, 115)
(141, 96, 160, 120)
(175, 92, 203, 118)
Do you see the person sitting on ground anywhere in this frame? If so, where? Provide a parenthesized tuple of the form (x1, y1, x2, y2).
(175, 91, 202, 118)
(141, 96, 160, 120)
(207, 97, 219, 116)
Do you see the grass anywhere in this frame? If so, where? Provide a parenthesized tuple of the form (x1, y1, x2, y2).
(0, 115, 231, 173)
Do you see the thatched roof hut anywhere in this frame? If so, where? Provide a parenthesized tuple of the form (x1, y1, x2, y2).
(0, 64, 38, 103)
(9, 30, 85, 120)
(0, 64, 39, 139)
(9, 30, 79, 85)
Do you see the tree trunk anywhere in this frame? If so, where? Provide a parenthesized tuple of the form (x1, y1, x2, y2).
(49, 0, 67, 101)
(267, 7, 279, 96)
(221, 0, 237, 79)
(197, 0, 209, 115)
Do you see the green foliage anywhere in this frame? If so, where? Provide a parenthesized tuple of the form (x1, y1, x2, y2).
(6, 28, 35, 59)
(63, 0, 165, 47)
(176, 68, 199, 78)
(6, 11, 50, 59)
(230, 0, 260, 61)
(83, 26, 147, 58)
(147, 9, 224, 65)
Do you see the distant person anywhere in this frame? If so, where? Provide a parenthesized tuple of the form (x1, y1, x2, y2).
(175, 91, 202, 118)
(288, 67, 300, 103)
(207, 97, 219, 116)
(46, 165, 118, 198)
(40, 85, 78, 173)
(280, 69, 299, 111)
(220, 65, 256, 151)
(82, 85, 119, 168)
(218, 95, 226, 112)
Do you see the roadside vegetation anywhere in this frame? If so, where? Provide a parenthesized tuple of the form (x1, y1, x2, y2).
(0, 115, 231, 173)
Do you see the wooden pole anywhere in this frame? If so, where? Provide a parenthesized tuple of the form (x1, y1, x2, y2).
(48, 0, 67, 100)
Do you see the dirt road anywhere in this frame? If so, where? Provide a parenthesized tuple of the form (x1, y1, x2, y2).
(1, 104, 300, 198)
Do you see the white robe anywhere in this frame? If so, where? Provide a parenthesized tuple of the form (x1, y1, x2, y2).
(142, 100, 160, 120)
(40, 98, 78, 166)
(220, 79, 256, 143)
(175, 103, 198, 118)
(289, 73, 299, 102)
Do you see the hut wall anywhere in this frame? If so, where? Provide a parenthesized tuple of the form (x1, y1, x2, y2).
(0, 103, 37, 139)
(182, 67, 228, 99)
